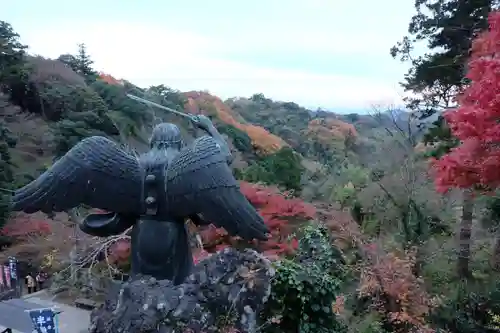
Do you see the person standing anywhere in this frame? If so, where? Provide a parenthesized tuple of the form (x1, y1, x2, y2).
(26, 273, 35, 294)
(36, 272, 45, 290)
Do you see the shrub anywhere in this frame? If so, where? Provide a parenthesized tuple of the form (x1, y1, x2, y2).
(429, 279, 500, 333)
(242, 147, 305, 193)
(262, 223, 347, 333)
(357, 245, 434, 333)
(217, 124, 253, 153)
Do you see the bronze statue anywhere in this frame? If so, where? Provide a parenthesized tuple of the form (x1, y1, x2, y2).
(10, 114, 269, 285)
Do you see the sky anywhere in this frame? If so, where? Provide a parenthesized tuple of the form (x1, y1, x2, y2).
(4, 0, 422, 113)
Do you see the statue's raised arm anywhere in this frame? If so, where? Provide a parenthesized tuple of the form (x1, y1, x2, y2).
(191, 115, 233, 164)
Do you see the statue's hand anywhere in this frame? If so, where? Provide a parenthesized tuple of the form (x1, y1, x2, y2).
(191, 115, 215, 132)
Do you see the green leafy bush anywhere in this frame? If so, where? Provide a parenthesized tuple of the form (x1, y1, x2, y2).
(243, 147, 304, 193)
(217, 124, 253, 153)
(38, 83, 109, 119)
(263, 223, 347, 333)
(91, 80, 148, 126)
(429, 280, 500, 333)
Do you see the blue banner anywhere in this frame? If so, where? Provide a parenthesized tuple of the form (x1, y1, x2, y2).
(27, 307, 59, 333)
(8, 257, 17, 281)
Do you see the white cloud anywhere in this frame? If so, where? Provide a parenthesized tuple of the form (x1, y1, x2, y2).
(15, 19, 406, 110)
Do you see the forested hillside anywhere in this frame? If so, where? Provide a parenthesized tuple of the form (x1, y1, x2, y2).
(3, 1, 500, 331)
(0, 21, 412, 201)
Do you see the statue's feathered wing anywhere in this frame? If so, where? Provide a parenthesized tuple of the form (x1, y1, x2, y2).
(166, 136, 269, 241)
(11, 136, 144, 215)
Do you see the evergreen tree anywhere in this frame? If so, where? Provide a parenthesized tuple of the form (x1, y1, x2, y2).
(58, 43, 98, 82)
(0, 118, 16, 229)
(0, 21, 27, 81)
(391, 0, 498, 120)
(75, 43, 97, 79)
(0, 21, 23, 229)
(0, 21, 29, 105)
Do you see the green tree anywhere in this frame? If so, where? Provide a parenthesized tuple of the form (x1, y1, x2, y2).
(0, 120, 16, 229)
(91, 80, 147, 129)
(243, 147, 304, 193)
(391, 0, 497, 118)
(58, 43, 98, 82)
(0, 21, 24, 229)
(75, 43, 97, 79)
(217, 124, 252, 153)
(57, 53, 77, 68)
(0, 21, 29, 104)
(42, 84, 118, 156)
(146, 84, 187, 111)
(0, 21, 26, 79)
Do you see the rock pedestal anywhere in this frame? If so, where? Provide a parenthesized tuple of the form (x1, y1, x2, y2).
(89, 248, 274, 333)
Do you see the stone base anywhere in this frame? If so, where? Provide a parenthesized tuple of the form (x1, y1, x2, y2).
(89, 248, 274, 333)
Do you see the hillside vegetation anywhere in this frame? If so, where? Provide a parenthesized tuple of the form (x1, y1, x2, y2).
(3, 2, 500, 332)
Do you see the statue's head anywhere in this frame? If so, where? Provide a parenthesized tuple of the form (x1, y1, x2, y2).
(149, 123, 183, 150)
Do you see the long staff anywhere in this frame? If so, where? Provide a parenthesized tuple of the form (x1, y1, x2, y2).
(126, 94, 197, 121)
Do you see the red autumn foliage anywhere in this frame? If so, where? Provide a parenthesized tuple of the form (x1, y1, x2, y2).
(0, 214, 51, 240)
(199, 181, 315, 258)
(192, 249, 212, 264)
(433, 11, 500, 193)
(107, 239, 132, 271)
(109, 239, 131, 262)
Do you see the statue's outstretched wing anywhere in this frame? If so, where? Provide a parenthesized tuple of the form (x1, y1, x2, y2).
(11, 136, 144, 215)
(165, 136, 269, 241)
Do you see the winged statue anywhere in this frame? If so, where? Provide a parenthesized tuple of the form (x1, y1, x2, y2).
(10, 114, 269, 285)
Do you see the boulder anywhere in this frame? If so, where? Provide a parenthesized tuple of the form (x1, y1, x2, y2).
(89, 248, 274, 333)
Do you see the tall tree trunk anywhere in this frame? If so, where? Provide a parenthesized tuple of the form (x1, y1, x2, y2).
(457, 189, 474, 279)
(492, 232, 500, 271)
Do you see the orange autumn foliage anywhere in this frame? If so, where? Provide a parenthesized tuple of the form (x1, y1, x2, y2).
(184, 91, 287, 155)
(316, 206, 434, 333)
(242, 124, 286, 154)
(92, 79, 284, 155)
(98, 72, 124, 86)
(359, 245, 434, 333)
(305, 118, 358, 144)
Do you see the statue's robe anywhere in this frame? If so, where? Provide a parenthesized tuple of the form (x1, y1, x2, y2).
(81, 212, 193, 285)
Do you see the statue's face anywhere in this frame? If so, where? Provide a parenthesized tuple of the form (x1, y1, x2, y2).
(150, 123, 183, 149)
